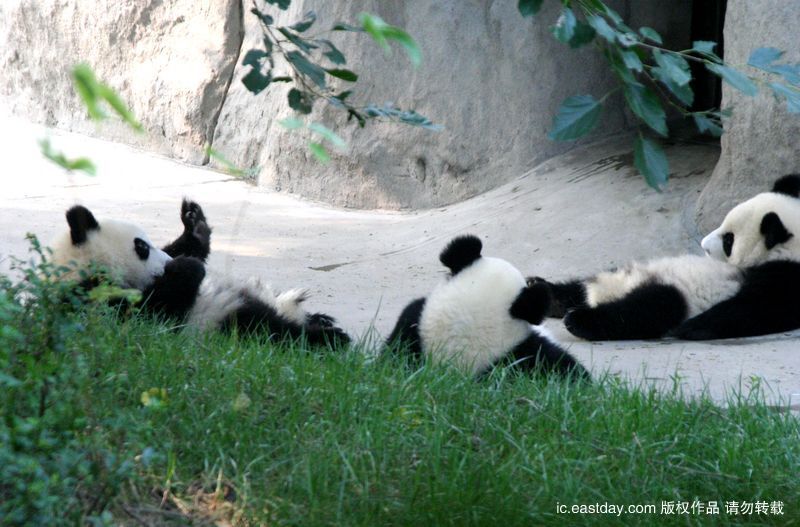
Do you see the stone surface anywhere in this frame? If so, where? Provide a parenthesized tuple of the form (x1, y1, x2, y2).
(0, 0, 243, 164)
(695, 0, 800, 232)
(4, 116, 798, 406)
(211, 0, 691, 209)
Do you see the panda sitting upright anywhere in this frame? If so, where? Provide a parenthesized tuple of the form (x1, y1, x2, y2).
(50, 200, 350, 347)
(535, 174, 800, 341)
(386, 235, 588, 380)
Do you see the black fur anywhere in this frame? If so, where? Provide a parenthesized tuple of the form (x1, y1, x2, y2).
(671, 260, 800, 340)
(772, 174, 800, 198)
(528, 277, 587, 318)
(509, 282, 550, 325)
(162, 199, 212, 261)
(222, 295, 350, 348)
(385, 297, 426, 363)
(484, 334, 590, 380)
(760, 212, 793, 250)
(439, 235, 482, 276)
(141, 256, 206, 321)
(564, 282, 688, 340)
(66, 205, 99, 245)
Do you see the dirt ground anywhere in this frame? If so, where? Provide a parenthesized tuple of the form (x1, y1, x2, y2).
(1, 116, 797, 408)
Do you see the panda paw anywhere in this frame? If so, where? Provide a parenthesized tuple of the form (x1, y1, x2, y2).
(563, 307, 605, 341)
(668, 323, 717, 341)
(181, 200, 209, 232)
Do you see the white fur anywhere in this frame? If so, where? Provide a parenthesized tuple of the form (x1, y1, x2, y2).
(418, 257, 533, 375)
(50, 219, 171, 290)
(586, 255, 742, 317)
(702, 192, 800, 266)
(185, 271, 310, 332)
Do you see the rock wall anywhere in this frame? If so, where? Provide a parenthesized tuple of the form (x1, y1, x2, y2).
(695, 0, 800, 231)
(0, 0, 691, 209)
(0, 0, 242, 164)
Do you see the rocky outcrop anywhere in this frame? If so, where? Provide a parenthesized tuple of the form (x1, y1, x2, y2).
(695, 0, 800, 231)
(0, 0, 242, 164)
(212, 0, 691, 208)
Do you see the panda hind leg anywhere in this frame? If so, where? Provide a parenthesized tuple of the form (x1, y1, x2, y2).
(163, 199, 212, 261)
(495, 334, 590, 381)
(564, 282, 687, 340)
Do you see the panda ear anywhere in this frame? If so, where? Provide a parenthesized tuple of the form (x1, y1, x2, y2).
(761, 212, 793, 250)
(66, 205, 99, 245)
(771, 174, 800, 198)
(439, 235, 482, 275)
(509, 281, 551, 325)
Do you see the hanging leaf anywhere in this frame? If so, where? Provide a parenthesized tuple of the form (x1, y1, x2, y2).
(286, 51, 326, 88)
(332, 22, 363, 32)
(706, 63, 758, 96)
(620, 50, 643, 72)
(308, 142, 330, 162)
(320, 40, 346, 65)
(277, 27, 318, 54)
(242, 49, 268, 68)
(242, 69, 271, 95)
(287, 88, 313, 114)
(587, 15, 617, 43)
(769, 83, 800, 113)
(278, 117, 304, 129)
(251, 8, 274, 26)
(748, 47, 784, 70)
(358, 13, 422, 67)
(289, 11, 316, 33)
(548, 95, 603, 141)
(264, 0, 291, 10)
(551, 8, 577, 44)
(652, 50, 691, 86)
(309, 122, 347, 149)
(568, 22, 596, 48)
(633, 135, 669, 190)
(39, 138, 97, 176)
(691, 41, 717, 56)
(639, 27, 662, 44)
(518, 0, 544, 17)
(325, 68, 358, 82)
(624, 84, 668, 136)
(692, 114, 723, 137)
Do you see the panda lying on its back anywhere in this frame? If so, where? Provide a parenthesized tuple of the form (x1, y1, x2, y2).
(50, 200, 350, 347)
(534, 174, 800, 341)
(386, 235, 589, 380)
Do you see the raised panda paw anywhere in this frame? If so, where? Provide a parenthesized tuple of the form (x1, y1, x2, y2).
(164, 255, 206, 285)
(181, 199, 211, 240)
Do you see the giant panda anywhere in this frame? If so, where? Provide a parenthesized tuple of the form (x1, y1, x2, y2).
(50, 200, 350, 347)
(534, 174, 800, 341)
(386, 235, 589, 380)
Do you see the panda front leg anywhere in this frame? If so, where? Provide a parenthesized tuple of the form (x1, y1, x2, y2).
(140, 256, 206, 321)
(162, 199, 212, 261)
(527, 277, 588, 318)
(563, 282, 687, 340)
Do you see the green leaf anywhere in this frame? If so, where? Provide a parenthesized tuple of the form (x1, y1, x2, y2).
(518, 0, 543, 17)
(692, 40, 717, 55)
(287, 89, 313, 114)
(71, 64, 105, 121)
(692, 114, 723, 137)
(639, 27, 663, 44)
(272, 76, 293, 82)
(624, 84, 668, 136)
(748, 47, 784, 70)
(286, 51, 326, 88)
(587, 15, 617, 43)
(620, 50, 643, 72)
(205, 147, 246, 177)
(653, 72, 694, 106)
(332, 23, 363, 32)
(568, 22, 595, 48)
(652, 50, 691, 86)
(96, 85, 143, 132)
(289, 11, 316, 32)
(278, 117, 305, 129)
(309, 142, 330, 162)
(277, 27, 318, 54)
(551, 8, 576, 44)
(358, 13, 422, 67)
(548, 95, 603, 141)
(616, 32, 639, 48)
(242, 49, 268, 68)
(40, 139, 97, 176)
(250, 8, 274, 26)
(769, 83, 800, 113)
(634, 135, 669, 190)
(265, 0, 290, 10)
(320, 40, 346, 65)
(770, 64, 800, 86)
(325, 68, 358, 82)
(706, 63, 758, 96)
(242, 69, 271, 95)
(308, 122, 347, 149)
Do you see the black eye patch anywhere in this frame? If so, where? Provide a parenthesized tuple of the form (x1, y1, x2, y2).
(134, 238, 150, 261)
(722, 232, 734, 257)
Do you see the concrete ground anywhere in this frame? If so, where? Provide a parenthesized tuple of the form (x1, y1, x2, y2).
(1, 116, 798, 408)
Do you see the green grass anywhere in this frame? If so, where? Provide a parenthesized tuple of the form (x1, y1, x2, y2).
(3, 300, 799, 525)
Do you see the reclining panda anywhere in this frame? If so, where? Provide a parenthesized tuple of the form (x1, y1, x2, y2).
(50, 200, 350, 347)
(386, 235, 589, 380)
(535, 174, 800, 341)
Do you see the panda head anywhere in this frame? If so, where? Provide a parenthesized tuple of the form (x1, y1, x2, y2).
(701, 174, 800, 267)
(438, 235, 549, 327)
(50, 205, 172, 290)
